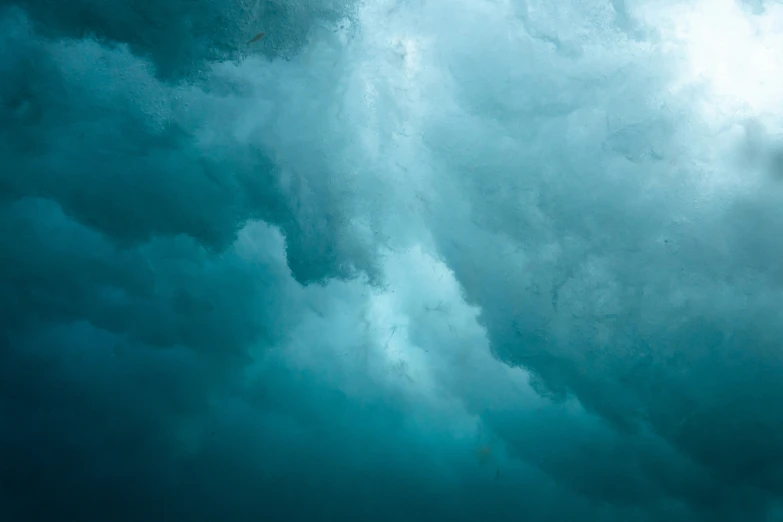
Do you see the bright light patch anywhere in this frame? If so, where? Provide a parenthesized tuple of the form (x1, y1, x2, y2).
(671, 0, 783, 118)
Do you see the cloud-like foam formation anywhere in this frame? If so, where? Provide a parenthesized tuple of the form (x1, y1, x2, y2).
(4, 0, 783, 520)
(4, 0, 353, 77)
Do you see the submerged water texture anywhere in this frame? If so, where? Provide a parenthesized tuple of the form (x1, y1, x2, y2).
(2, 0, 783, 520)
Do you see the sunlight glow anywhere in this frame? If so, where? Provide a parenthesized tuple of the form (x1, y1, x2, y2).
(671, 0, 783, 118)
